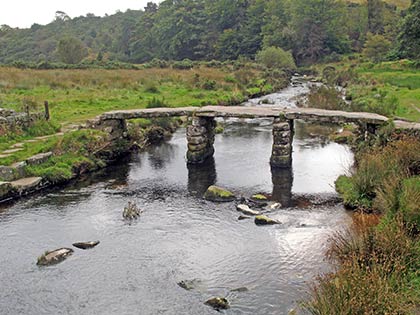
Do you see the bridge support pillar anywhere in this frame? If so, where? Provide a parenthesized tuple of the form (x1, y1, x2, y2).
(186, 116, 215, 164)
(270, 118, 293, 168)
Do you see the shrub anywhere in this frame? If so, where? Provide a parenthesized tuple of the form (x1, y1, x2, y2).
(256, 46, 296, 70)
(146, 97, 170, 108)
(201, 79, 217, 90)
(363, 33, 392, 63)
(172, 59, 193, 70)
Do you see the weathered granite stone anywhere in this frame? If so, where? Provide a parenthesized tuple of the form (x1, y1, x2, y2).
(204, 185, 235, 202)
(205, 297, 230, 310)
(11, 161, 27, 179)
(72, 241, 100, 250)
(37, 248, 74, 266)
(0, 166, 15, 181)
(0, 181, 13, 198)
(255, 215, 281, 226)
(26, 152, 53, 166)
(11, 177, 43, 193)
(186, 116, 216, 164)
(271, 118, 293, 168)
(236, 204, 260, 216)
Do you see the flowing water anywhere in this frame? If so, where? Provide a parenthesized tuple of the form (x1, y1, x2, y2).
(0, 82, 354, 315)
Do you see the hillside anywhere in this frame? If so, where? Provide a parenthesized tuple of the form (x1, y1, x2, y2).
(0, 0, 411, 65)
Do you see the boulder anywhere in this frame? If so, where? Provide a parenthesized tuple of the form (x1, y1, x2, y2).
(236, 204, 260, 216)
(123, 201, 142, 220)
(72, 241, 100, 250)
(238, 215, 251, 220)
(204, 297, 230, 310)
(269, 202, 282, 210)
(203, 185, 235, 202)
(37, 248, 74, 266)
(255, 215, 280, 226)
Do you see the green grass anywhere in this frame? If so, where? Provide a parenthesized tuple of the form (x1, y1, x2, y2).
(356, 63, 420, 121)
(0, 66, 272, 125)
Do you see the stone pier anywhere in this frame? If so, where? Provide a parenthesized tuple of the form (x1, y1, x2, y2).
(186, 116, 216, 164)
(270, 118, 294, 168)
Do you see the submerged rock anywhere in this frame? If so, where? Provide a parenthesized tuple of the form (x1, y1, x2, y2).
(255, 215, 280, 226)
(238, 215, 251, 220)
(72, 241, 100, 250)
(236, 204, 260, 216)
(123, 201, 142, 220)
(204, 297, 230, 310)
(203, 185, 235, 202)
(230, 287, 249, 292)
(177, 279, 201, 291)
(37, 248, 74, 266)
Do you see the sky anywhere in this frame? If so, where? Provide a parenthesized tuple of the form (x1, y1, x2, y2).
(1, 0, 160, 28)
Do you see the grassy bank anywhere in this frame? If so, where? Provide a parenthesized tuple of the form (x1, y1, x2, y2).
(307, 60, 420, 122)
(0, 64, 285, 170)
(305, 136, 420, 314)
(0, 65, 282, 125)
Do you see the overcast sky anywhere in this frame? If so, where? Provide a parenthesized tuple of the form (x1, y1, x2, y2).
(1, 0, 160, 28)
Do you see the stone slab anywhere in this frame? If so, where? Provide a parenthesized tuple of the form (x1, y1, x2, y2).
(99, 106, 391, 126)
(11, 177, 42, 192)
(26, 152, 53, 166)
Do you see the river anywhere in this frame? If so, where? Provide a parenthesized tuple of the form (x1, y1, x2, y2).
(0, 81, 354, 315)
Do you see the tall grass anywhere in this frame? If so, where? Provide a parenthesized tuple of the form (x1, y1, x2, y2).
(307, 137, 420, 315)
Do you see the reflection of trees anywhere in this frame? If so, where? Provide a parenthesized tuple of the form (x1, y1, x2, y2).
(271, 166, 293, 207)
(187, 157, 217, 197)
(294, 120, 336, 149)
(147, 142, 177, 170)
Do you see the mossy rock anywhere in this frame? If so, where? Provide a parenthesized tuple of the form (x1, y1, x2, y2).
(251, 194, 268, 201)
(204, 185, 235, 202)
(255, 215, 280, 226)
(204, 297, 230, 310)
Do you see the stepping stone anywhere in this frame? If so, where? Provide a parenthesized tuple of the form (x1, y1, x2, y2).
(11, 177, 42, 192)
(11, 143, 24, 149)
(26, 152, 53, 165)
(2, 148, 23, 154)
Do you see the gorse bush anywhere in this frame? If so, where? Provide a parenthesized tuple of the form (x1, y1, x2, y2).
(146, 97, 170, 108)
(256, 46, 296, 70)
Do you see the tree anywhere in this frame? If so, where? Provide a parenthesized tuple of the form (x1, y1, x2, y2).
(367, 0, 384, 34)
(57, 37, 87, 64)
(363, 33, 391, 62)
(256, 46, 296, 70)
(290, 0, 350, 64)
(397, 0, 420, 60)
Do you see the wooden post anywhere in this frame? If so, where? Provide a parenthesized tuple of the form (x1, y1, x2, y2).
(44, 101, 50, 121)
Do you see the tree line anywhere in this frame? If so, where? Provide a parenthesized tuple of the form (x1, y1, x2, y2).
(0, 0, 418, 66)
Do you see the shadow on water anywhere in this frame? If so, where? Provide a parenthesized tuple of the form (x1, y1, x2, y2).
(187, 157, 217, 197)
(271, 166, 293, 207)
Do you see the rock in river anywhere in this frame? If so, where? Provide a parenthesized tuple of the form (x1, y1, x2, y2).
(255, 215, 280, 226)
(251, 194, 268, 202)
(203, 185, 235, 202)
(123, 201, 142, 220)
(37, 248, 74, 266)
(205, 297, 230, 310)
(72, 241, 100, 250)
(236, 204, 260, 216)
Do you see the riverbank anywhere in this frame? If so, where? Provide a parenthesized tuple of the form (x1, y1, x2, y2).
(305, 59, 420, 122)
(304, 135, 420, 314)
(0, 64, 290, 202)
